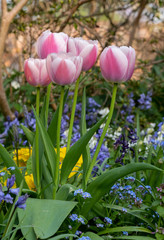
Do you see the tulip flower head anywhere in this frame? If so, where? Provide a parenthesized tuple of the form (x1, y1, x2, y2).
(100, 46, 135, 82)
(46, 52, 83, 85)
(24, 58, 51, 87)
(68, 37, 98, 71)
(36, 30, 68, 59)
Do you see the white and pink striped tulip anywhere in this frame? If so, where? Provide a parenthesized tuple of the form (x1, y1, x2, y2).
(46, 53, 83, 85)
(100, 46, 135, 82)
(67, 37, 98, 71)
(24, 58, 51, 87)
(36, 30, 68, 59)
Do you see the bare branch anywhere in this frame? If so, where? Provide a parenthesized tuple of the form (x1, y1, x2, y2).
(59, 0, 93, 32)
(1, 0, 7, 15)
(8, 0, 29, 22)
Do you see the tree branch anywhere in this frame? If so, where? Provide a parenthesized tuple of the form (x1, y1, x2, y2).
(59, 0, 93, 32)
(8, 0, 29, 22)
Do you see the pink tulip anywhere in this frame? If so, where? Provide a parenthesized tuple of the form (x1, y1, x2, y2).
(36, 30, 68, 59)
(46, 53, 83, 85)
(67, 37, 98, 71)
(24, 58, 51, 87)
(100, 46, 135, 82)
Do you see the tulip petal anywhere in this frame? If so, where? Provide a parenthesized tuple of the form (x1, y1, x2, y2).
(120, 46, 136, 80)
(100, 46, 128, 82)
(25, 60, 39, 86)
(51, 58, 76, 85)
(80, 44, 98, 71)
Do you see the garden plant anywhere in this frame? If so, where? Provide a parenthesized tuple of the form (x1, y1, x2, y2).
(0, 27, 163, 240)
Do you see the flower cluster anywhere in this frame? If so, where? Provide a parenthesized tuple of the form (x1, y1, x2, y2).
(74, 189, 92, 199)
(0, 173, 28, 209)
(69, 214, 85, 224)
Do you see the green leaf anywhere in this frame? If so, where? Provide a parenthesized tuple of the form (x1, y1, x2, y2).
(20, 125, 34, 146)
(80, 88, 91, 188)
(56, 184, 76, 200)
(18, 198, 77, 239)
(47, 89, 69, 146)
(99, 226, 152, 235)
(61, 115, 107, 184)
(0, 144, 28, 189)
(102, 204, 155, 229)
(81, 163, 162, 217)
(84, 232, 104, 240)
(156, 206, 164, 218)
(32, 107, 57, 178)
(48, 234, 77, 240)
(113, 237, 155, 240)
(155, 233, 164, 240)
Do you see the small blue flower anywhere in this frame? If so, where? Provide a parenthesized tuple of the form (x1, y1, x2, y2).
(74, 189, 83, 196)
(75, 230, 82, 236)
(7, 167, 15, 171)
(96, 223, 104, 228)
(123, 231, 128, 235)
(104, 217, 112, 224)
(69, 214, 78, 221)
(82, 192, 92, 199)
(0, 172, 5, 176)
(78, 237, 91, 240)
(122, 208, 127, 213)
(78, 217, 85, 225)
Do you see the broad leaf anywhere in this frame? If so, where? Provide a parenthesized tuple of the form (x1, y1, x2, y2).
(61, 115, 107, 184)
(18, 198, 77, 239)
(81, 163, 162, 217)
(98, 226, 152, 235)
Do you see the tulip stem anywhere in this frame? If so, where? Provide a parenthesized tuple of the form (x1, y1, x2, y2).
(36, 87, 41, 196)
(53, 86, 65, 199)
(85, 83, 118, 184)
(66, 77, 80, 152)
(45, 82, 52, 129)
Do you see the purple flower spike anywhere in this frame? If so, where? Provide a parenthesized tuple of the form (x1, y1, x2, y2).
(4, 193, 13, 204)
(15, 193, 29, 209)
(9, 188, 19, 195)
(7, 175, 16, 189)
(0, 191, 5, 203)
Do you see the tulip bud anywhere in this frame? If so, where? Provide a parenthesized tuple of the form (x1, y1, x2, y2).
(68, 37, 98, 71)
(100, 46, 135, 82)
(46, 52, 83, 85)
(24, 58, 51, 87)
(36, 30, 68, 59)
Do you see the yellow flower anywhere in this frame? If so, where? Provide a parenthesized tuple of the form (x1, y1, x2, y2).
(13, 148, 32, 167)
(25, 173, 35, 191)
(57, 147, 83, 178)
(12, 147, 83, 190)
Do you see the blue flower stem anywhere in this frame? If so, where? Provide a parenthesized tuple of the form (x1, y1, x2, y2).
(66, 77, 80, 153)
(36, 87, 41, 196)
(53, 86, 65, 199)
(45, 82, 52, 129)
(85, 83, 118, 184)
